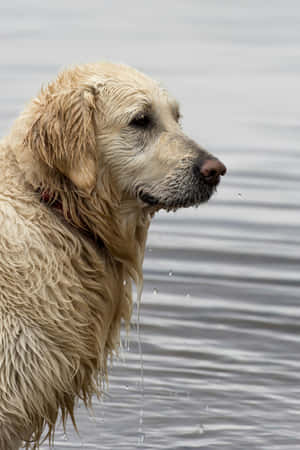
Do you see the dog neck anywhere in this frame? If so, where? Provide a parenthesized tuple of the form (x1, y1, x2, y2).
(36, 184, 151, 270)
(37, 187, 105, 250)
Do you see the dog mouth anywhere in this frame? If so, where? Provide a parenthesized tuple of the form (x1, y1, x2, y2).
(139, 191, 160, 206)
(138, 175, 220, 211)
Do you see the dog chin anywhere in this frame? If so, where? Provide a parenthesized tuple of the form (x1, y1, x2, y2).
(138, 185, 216, 211)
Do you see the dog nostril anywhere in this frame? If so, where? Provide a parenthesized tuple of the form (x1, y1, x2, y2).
(200, 159, 227, 179)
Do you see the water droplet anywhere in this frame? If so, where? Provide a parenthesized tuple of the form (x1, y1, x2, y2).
(238, 192, 242, 197)
(137, 432, 146, 445)
(125, 384, 129, 390)
(198, 424, 205, 434)
(153, 288, 158, 295)
(123, 279, 127, 286)
(148, 247, 153, 253)
(139, 412, 143, 426)
(125, 339, 130, 351)
(185, 293, 191, 298)
(168, 270, 173, 277)
(63, 432, 68, 441)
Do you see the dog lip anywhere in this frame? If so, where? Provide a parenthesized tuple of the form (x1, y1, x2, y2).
(139, 190, 160, 206)
(201, 173, 221, 187)
(209, 174, 221, 185)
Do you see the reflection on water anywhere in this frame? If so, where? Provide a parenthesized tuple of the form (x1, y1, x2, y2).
(1, 1, 300, 448)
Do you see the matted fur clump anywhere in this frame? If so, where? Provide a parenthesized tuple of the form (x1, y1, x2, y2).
(0, 62, 226, 449)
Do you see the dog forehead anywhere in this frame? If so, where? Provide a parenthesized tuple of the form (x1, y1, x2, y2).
(92, 62, 159, 88)
(87, 63, 178, 119)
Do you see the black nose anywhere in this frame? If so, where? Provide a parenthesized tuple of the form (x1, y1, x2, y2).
(197, 158, 227, 184)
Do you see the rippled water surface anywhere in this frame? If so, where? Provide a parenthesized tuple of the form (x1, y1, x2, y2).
(1, 1, 300, 448)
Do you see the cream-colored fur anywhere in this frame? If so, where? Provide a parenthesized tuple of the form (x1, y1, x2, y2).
(0, 62, 223, 449)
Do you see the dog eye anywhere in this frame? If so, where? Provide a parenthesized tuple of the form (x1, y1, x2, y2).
(175, 110, 182, 123)
(129, 114, 151, 128)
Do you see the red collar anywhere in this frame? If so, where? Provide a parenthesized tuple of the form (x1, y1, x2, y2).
(39, 188, 63, 212)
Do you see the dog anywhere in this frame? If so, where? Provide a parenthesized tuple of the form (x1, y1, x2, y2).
(0, 62, 226, 449)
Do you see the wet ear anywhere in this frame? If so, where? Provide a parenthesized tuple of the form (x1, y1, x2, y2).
(25, 86, 98, 194)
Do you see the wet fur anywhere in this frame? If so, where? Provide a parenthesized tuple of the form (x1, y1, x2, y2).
(0, 62, 217, 449)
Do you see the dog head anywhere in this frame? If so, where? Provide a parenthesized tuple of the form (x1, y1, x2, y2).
(24, 62, 226, 211)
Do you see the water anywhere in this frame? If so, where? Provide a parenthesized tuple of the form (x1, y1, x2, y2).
(1, 1, 300, 448)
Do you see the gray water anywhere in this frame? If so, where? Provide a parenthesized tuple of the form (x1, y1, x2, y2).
(1, 1, 300, 448)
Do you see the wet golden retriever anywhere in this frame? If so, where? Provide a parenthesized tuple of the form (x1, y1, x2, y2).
(0, 62, 226, 449)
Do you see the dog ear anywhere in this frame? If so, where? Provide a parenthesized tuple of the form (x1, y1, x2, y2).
(25, 86, 98, 194)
